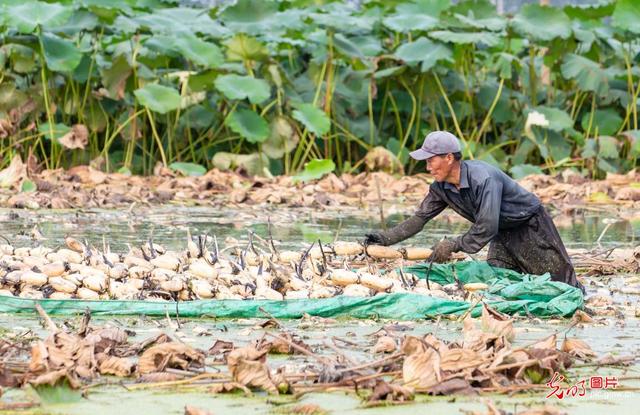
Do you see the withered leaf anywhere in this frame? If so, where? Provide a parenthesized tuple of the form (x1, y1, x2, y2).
(531, 334, 557, 351)
(227, 346, 277, 394)
(59, 124, 89, 150)
(98, 354, 135, 377)
(184, 405, 213, 415)
(208, 381, 251, 395)
(259, 333, 310, 355)
(402, 347, 440, 389)
(368, 380, 414, 402)
(427, 377, 477, 396)
(372, 336, 396, 354)
(561, 338, 596, 359)
(28, 369, 82, 389)
(208, 339, 234, 356)
(137, 342, 205, 374)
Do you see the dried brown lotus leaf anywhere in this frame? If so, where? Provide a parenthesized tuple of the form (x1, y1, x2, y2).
(571, 310, 594, 324)
(561, 338, 596, 358)
(59, 124, 89, 150)
(531, 334, 557, 351)
(98, 355, 135, 377)
(208, 339, 234, 356)
(137, 343, 205, 374)
(439, 348, 485, 372)
(28, 369, 82, 389)
(184, 406, 214, 415)
(480, 304, 514, 342)
(368, 380, 414, 402)
(227, 346, 277, 394)
(372, 336, 396, 354)
(402, 347, 440, 388)
(29, 341, 49, 373)
(401, 336, 428, 356)
(208, 381, 252, 395)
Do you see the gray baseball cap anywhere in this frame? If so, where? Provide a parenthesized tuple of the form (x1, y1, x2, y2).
(409, 131, 461, 160)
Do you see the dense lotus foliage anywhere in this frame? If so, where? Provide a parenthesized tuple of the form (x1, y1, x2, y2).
(0, 0, 639, 179)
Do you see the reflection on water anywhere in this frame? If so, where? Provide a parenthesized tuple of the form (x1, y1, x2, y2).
(0, 206, 637, 252)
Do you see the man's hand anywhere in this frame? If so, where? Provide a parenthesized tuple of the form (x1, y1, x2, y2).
(429, 238, 457, 263)
(364, 232, 387, 246)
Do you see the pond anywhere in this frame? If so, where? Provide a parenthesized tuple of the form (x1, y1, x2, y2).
(1, 204, 639, 414)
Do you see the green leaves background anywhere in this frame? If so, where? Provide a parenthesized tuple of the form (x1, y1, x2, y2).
(0, 0, 639, 178)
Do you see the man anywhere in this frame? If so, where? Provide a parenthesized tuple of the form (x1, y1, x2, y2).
(365, 131, 583, 290)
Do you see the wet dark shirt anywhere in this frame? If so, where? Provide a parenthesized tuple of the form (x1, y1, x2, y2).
(415, 160, 541, 253)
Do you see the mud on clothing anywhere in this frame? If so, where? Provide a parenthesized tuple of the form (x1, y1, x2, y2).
(379, 160, 580, 288)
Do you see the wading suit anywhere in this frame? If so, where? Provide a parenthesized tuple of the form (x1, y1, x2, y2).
(375, 160, 582, 290)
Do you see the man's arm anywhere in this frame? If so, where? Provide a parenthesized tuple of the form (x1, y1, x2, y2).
(369, 187, 447, 246)
(454, 179, 502, 253)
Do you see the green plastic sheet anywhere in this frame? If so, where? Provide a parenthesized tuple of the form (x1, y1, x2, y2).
(0, 261, 583, 319)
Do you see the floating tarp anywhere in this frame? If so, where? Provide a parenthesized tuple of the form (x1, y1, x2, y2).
(0, 261, 583, 319)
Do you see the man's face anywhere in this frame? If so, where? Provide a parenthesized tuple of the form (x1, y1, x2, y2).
(426, 154, 454, 182)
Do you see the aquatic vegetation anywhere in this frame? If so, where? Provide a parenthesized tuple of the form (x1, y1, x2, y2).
(0, 0, 638, 178)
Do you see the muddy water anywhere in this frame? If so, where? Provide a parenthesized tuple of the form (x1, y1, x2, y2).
(0, 205, 637, 252)
(1, 205, 639, 414)
(1, 314, 640, 414)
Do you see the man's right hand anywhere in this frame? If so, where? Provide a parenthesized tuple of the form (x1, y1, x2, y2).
(364, 232, 387, 246)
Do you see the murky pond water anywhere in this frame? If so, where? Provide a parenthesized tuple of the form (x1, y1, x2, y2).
(1, 205, 639, 414)
(1, 205, 638, 252)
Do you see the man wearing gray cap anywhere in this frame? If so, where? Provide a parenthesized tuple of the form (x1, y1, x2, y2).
(365, 131, 582, 290)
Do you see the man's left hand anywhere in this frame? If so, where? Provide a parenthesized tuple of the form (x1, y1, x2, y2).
(430, 238, 457, 263)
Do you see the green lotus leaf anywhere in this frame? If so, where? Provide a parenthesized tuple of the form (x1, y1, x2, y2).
(532, 106, 573, 132)
(382, 0, 449, 32)
(40, 33, 83, 73)
(134, 8, 228, 38)
(394, 37, 453, 71)
(449, 0, 506, 31)
(612, 0, 640, 34)
(5, 1, 73, 33)
(561, 54, 608, 95)
(564, 0, 615, 20)
(621, 130, 640, 158)
(39, 122, 71, 140)
(293, 159, 336, 183)
(226, 109, 270, 143)
(224, 34, 268, 62)
(56, 10, 100, 35)
(581, 108, 623, 136)
(333, 33, 364, 59)
(20, 179, 37, 193)
(511, 4, 571, 41)
(292, 103, 331, 136)
(598, 135, 619, 159)
(168, 162, 207, 177)
(99, 55, 132, 101)
(212, 151, 270, 176)
(172, 35, 223, 68)
(430, 30, 501, 47)
(214, 74, 270, 104)
(134, 84, 181, 114)
(262, 117, 299, 159)
(374, 66, 406, 79)
(219, 0, 278, 34)
(510, 164, 544, 179)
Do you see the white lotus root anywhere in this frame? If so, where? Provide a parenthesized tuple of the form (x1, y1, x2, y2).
(0, 233, 470, 302)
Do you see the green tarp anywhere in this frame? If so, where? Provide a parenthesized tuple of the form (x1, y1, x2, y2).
(0, 261, 583, 319)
